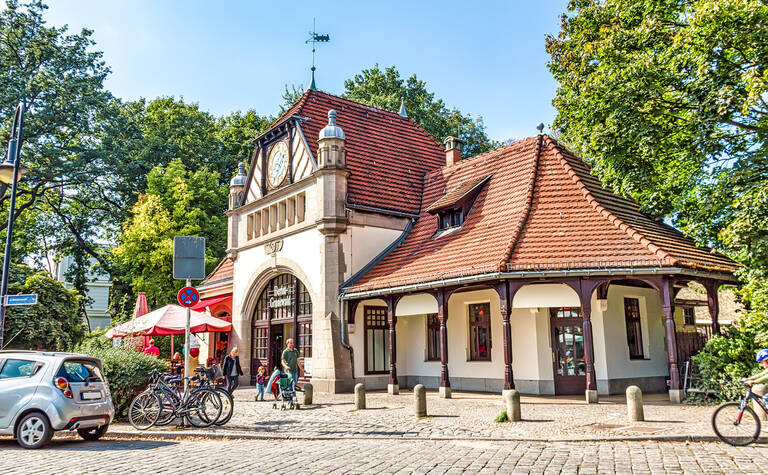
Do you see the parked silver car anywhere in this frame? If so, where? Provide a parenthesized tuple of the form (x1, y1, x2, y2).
(0, 350, 114, 449)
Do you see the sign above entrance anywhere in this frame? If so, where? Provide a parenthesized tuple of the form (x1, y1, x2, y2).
(269, 285, 292, 308)
(177, 286, 200, 308)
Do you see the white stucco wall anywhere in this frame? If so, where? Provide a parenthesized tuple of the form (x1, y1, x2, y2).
(345, 224, 403, 281)
(594, 284, 669, 386)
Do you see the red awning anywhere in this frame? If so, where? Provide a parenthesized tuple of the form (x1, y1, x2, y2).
(190, 293, 232, 312)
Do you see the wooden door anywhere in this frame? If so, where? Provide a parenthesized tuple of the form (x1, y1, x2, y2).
(550, 307, 586, 395)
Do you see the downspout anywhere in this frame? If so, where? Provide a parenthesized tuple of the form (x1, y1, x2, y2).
(339, 294, 354, 379)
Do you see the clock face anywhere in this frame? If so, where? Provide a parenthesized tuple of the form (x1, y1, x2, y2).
(267, 141, 289, 188)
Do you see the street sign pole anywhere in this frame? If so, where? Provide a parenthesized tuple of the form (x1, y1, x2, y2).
(184, 277, 191, 395)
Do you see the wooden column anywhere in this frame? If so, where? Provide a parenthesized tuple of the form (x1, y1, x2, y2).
(661, 276, 683, 403)
(495, 281, 526, 391)
(436, 289, 450, 397)
(703, 279, 721, 335)
(386, 295, 399, 394)
(571, 278, 605, 403)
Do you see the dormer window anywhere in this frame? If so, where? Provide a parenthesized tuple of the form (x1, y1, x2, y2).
(438, 208, 464, 230)
(427, 174, 492, 238)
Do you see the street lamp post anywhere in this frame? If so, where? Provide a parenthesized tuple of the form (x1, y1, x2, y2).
(0, 103, 27, 350)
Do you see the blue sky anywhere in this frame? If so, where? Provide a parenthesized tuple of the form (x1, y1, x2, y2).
(45, 1, 568, 142)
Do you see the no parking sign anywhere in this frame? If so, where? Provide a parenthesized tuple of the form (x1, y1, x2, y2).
(177, 286, 199, 307)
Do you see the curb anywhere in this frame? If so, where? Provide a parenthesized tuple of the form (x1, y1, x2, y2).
(105, 429, 767, 444)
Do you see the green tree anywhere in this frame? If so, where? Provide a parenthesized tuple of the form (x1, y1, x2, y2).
(4, 265, 84, 350)
(342, 65, 498, 156)
(546, 0, 768, 304)
(112, 159, 227, 307)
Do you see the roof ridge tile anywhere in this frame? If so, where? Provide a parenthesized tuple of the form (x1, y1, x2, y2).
(499, 134, 543, 269)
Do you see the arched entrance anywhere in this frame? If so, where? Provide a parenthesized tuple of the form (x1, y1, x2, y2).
(250, 273, 313, 384)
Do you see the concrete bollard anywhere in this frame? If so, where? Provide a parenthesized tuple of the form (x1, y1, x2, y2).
(354, 383, 366, 410)
(752, 384, 768, 421)
(302, 383, 313, 406)
(502, 389, 521, 422)
(626, 385, 644, 422)
(414, 384, 427, 417)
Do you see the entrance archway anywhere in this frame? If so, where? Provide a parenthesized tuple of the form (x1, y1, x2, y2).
(250, 273, 313, 384)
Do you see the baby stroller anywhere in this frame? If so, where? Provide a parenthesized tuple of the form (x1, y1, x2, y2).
(268, 369, 299, 410)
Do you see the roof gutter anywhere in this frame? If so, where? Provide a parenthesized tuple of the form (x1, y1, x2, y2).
(345, 202, 421, 219)
(339, 266, 739, 300)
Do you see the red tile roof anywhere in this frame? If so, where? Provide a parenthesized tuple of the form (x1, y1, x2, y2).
(347, 135, 739, 293)
(266, 89, 445, 215)
(200, 257, 233, 286)
(425, 174, 492, 214)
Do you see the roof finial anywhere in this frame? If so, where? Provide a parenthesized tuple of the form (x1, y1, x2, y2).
(398, 97, 408, 118)
(305, 18, 329, 92)
(536, 122, 545, 134)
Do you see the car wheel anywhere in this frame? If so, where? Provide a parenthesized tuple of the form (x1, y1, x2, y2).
(16, 412, 53, 449)
(77, 424, 109, 441)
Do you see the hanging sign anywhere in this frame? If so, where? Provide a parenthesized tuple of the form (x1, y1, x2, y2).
(177, 287, 200, 308)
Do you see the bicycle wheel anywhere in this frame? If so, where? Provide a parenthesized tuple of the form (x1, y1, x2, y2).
(213, 387, 234, 426)
(712, 402, 761, 446)
(185, 388, 222, 428)
(128, 391, 162, 430)
(155, 389, 180, 426)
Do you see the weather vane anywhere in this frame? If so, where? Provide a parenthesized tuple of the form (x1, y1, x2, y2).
(305, 18, 329, 91)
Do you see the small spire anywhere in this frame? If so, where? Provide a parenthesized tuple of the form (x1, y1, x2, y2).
(398, 97, 407, 118)
(536, 122, 545, 133)
(310, 66, 317, 91)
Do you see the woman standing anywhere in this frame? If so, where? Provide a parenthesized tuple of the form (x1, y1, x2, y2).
(222, 347, 243, 394)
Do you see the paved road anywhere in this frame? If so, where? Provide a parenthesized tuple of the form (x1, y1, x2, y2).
(2, 437, 768, 474)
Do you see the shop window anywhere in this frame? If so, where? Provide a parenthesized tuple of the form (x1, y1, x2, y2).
(298, 322, 312, 358)
(683, 307, 695, 326)
(365, 306, 389, 374)
(624, 298, 644, 359)
(426, 314, 441, 361)
(469, 303, 491, 361)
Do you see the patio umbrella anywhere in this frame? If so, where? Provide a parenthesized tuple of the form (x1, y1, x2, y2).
(132, 292, 151, 348)
(104, 304, 232, 338)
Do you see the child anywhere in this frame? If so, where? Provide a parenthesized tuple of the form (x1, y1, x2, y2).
(255, 366, 267, 401)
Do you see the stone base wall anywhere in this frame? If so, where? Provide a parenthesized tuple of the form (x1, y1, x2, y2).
(598, 376, 667, 395)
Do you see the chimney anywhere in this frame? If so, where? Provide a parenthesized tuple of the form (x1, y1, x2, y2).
(443, 136, 463, 166)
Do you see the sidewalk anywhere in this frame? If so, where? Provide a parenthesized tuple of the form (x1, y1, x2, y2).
(109, 387, 737, 442)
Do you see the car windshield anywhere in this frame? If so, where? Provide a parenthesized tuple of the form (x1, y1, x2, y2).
(57, 360, 104, 383)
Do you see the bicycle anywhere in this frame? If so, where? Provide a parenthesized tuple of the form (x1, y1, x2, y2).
(194, 367, 234, 426)
(128, 371, 222, 430)
(712, 382, 767, 446)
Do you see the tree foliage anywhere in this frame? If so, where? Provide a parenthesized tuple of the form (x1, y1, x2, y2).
(4, 265, 84, 350)
(342, 65, 498, 157)
(547, 0, 768, 303)
(112, 159, 227, 308)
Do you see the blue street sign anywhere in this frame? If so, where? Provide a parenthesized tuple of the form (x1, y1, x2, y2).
(5, 294, 37, 306)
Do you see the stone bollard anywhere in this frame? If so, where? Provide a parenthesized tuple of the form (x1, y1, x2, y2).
(302, 383, 313, 406)
(502, 389, 521, 422)
(752, 384, 768, 421)
(626, 385, 644, 422)
(414, 384, 427, 417)
(354, 383, 366, 410)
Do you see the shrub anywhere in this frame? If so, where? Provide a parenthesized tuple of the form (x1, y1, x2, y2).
(494, 409, 508, 423)
(690, 310, 768, 401)
(75, 343, 167, 419)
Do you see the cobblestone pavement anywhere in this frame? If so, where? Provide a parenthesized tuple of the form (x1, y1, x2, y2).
(111, 388, 736, 441)
(2, 436, 768, 474)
